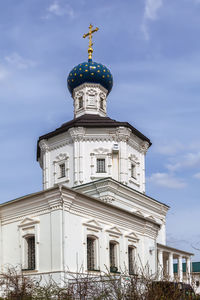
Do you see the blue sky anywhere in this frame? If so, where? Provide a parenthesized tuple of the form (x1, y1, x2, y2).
(1, 0, 200, 260)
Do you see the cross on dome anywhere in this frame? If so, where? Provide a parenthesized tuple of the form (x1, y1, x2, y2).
(83, 24, 99, 61)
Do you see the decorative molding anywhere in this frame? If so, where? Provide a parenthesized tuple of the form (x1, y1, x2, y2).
(68, 127, 86, 141)
(18, 217, 40, 228)
(39, 140, 49, 152)
(93, 147, 110, 154)
(100, 196, 114, 204)
(83, 219, 102, 231)
(139, 141, 150, 154)
(53, 153, 69, 163)
(73, 82, 108, 96)
(106, 226, 122, 236)
(129, 154, 139, 163)
(124, 231, 139, 242)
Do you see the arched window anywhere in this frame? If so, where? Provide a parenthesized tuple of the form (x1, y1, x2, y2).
(128, 246, 135, 275)
(26, 235, 35, 270)
(59, 163, 66, 178)
(109, 241, 118, 272)
(131, 163, 136, 179)
(87, 236, 97, 271)
(79, 96, 83, 109)
(100, 97, 104, 110)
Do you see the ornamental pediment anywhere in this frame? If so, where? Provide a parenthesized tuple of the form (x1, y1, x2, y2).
(134, 210, 144, 217)
(147, 215, 156, 221)
(124, 231, 139, 242)
(54, 153, 69, 162)
(18, 217, 40, 227)
(106, 226, 122, 235)
(93, 147, 110, 154)
(82, 219, 102, 230)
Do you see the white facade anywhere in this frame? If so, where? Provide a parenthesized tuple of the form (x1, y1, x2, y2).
(38, 122, 149, 193)
(0, 185, 164, 276)
(0, 63, 193, 284)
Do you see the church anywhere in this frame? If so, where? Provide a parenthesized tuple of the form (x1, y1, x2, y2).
(0, 25, 193, 284)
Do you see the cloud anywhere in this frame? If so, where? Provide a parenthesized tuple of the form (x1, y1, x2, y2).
(194, 172, 200, 179)
(166, 152, 200, 172)
(0, 66, 8, 81)
(5, 53, 36, 70)
(46, 0, 74, 18)
(141, 0, 163, 40)
(148, 172, 186, 188)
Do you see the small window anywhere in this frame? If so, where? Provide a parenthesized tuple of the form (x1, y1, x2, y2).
(196, 281, 200, 287)
(100, 98, 104, 110)
(131, 164, 136, 179)
(96, 159, 106, 173)
(128, 247, 135, 275)
(59, 163, 65, 178)
(109, 242, 118, 272)
(79, 96, 83, 109)
(87, 237, 96, 271)
(26, 236, 35, 270)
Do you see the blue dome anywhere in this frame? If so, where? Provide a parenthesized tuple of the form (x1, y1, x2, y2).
(67, 60, 113, 95)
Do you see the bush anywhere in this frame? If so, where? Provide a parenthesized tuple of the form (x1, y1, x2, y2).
(0, 266, 197, 300)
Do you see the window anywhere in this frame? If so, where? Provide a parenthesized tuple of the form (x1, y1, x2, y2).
(59, 163, 65, 178)
(26, 236, 35, 270)
(87, 237, 96, 271)
(196, 281, 200, 287)
(79, 96, 83, 109)
(96, 159, 106, 173)
(100, 98, 104, 110)
(131, 163, 136, 179)
(109, 242, 118, 272)
(128, 247, 135, 275)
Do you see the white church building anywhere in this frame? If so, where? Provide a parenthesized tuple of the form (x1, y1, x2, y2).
(0, 25, 193, 284)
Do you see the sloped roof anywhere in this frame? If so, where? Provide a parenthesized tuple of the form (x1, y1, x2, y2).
(37, 114, 151, 160)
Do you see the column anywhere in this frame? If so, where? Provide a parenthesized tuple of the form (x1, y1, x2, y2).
(119, 140, 126, 184)
(178, 256, 183, 282)
(158, 249, 163, 279)
(74, 140, 78, 184)
(90, 153, 95, 177)
(186, 257, 191, 284)
(168, 252, 174, 281)
(79, 141, 83, 184)
(107, 153, 112, 176)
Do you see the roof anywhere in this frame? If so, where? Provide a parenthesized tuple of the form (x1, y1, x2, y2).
(37, 114, 151, 160)
(174, 262, 200, 273)
(157, 243, 194, 256)
(0, 185, 159, 227)
(74, 177, 169, 209)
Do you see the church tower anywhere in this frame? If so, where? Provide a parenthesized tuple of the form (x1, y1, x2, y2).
(37, 25, 151, 194)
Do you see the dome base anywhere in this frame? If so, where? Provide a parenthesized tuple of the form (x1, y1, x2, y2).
(73, 83, 108, 118)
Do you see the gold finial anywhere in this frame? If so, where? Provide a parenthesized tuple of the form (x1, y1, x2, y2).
(83, 24, 99, 60)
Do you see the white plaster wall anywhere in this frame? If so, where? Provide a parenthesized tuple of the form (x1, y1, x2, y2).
(156, 222, 166, 245)
(2, 222, 21, 267)
(1, 211, 63, 273)
(63, 211, 157, 275)
(40, 127, 147, 193)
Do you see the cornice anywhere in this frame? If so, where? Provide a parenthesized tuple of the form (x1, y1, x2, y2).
(63, 189, 160, 238)
(73, 82, 108, 97)
(0, 184, 160, 238)
(74, 179, 169, 219)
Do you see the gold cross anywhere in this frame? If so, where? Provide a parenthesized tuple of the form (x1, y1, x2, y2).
(83, 24, 99, 60)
